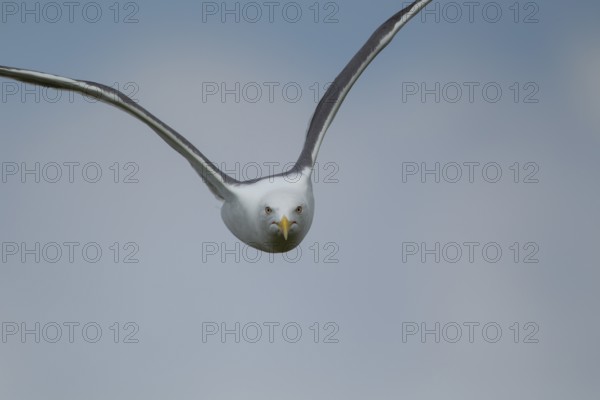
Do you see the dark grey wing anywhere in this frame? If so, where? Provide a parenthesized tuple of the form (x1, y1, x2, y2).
(0, 65, 238, 199)
(294, 0, 433, 170)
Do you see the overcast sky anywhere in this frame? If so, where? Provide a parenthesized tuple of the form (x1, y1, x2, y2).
(1, 1, 599, 399)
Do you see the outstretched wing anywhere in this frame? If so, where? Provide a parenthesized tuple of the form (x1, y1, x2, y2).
(0, 65, 238, 199)
(294, 0, 432, 170)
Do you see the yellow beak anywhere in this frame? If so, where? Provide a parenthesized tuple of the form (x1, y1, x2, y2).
(278, 216, 290, 240)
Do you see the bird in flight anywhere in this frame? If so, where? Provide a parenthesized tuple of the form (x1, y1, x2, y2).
(0, 0, 432, 253)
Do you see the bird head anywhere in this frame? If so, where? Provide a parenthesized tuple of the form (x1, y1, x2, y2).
(257, 190, 313, 252)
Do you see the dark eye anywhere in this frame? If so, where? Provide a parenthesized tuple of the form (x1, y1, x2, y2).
(295, 206, 303, 214)
(265, 206, 272, 215)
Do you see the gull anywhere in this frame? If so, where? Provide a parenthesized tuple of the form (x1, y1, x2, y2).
(0, 0, 433, 253)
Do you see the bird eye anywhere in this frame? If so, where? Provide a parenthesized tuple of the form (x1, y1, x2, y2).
(265, 206, 272, 215)
(295, 206, 303, 214)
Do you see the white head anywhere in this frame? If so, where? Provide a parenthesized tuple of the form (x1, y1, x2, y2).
(257, 189, 314, 252)
(221, 176, 315, 253)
